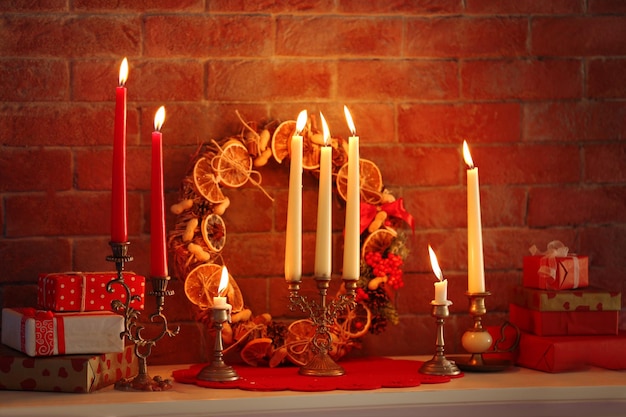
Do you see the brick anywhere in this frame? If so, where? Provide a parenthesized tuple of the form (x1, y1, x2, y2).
(0, 16, 141, 58)
(72, 0, 203, 11)
(209, 0, 333, 12)
(73, 59, 127, 102)
(589, 0, 626, 13)
(0, 285, 38, 309)
(129, 60, 204, 102)
(338, 60, 458, 100)
(338, 0, 462, 14)
(209, 60, 333, 101)
(0, 238, 72, 283)
(0, 148, 72, 192)
(585, 144, 626, 183)
(0, 59, 69, 102)
(138, 104, 215, 147)
(532, 17, 626, 57)
(588, 58, 626, 98)
(528, 186, 626, 227)
(148, 322, 205, 365)
(465, 0, 582, 14)
(236, 277, 270, 313)
(406, 17, 527, 58)
(276, 16, 402, 57)
(0, 103, 139, 146)
(0, 0, 66, 11)
(462, 59, 582, 100)
(144, 15, 272, 58)
(222, 233, 289, 278)
(580, 226, 626, 269)
(398, 102, 521, 144)
(222, 188, 274, 233)
(474, 143, 580, 185)
(404, 229, 467, 272)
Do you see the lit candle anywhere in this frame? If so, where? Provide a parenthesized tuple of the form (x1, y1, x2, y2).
(463, 141, 486, 294)
(428, 245, 448, 304)
(111, 57, 128, 243)
(150, 106, 168, 278)
(342, 106, 360, 281)
(314, 112, 332, 280)
(284, 110, 307, 283)
(213, 266, 232, 313)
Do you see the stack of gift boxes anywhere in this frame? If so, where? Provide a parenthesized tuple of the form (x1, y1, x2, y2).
(508, 243, 626, 372)
(0, 272, 145, 393)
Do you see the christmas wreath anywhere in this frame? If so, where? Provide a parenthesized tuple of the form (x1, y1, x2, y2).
(168, 111, 414, 367)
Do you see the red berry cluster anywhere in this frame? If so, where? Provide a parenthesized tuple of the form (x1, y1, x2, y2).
(364, 251, 404, 290)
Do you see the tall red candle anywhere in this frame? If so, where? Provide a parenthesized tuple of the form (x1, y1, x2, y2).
(111, 58, 129, 243)
(150, 106, 168, 278)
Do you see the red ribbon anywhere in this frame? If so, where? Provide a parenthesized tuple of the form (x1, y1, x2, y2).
(360, 198, 415, 235)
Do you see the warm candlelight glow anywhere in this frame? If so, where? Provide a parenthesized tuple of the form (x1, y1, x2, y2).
(344, 105, 356, 135)
(463, 140, 474, 169)
(296, 110, 307, 134)
(218, 266, 229, 296)
(154, 106, 165, 131)
(428, 245, 443, 282)
(320, 112, 330, 146)
(119, 58, 128, 86)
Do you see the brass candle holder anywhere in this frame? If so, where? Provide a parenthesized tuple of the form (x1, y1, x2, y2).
(419, 301, 461, 376)
(196, 307, 240, 382)
(287, 277, 357, 377)
(106, 241, 180, 391)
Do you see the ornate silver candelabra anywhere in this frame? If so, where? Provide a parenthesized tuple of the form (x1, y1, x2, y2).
(106, 241, 180, 391)
(419, 301, 461, 376)
(287, 277, 357, 376)
(196, 307, 239, 382)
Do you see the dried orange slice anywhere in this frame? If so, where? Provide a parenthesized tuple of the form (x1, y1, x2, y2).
(214, 139, 252, 188)
(201, 213, 226, 252)
(269, 346, 288, 368)
(336, 158, 383, 205)
(241, 337, 273, 367)
(184, 263, 244, 311)
(302, 133, 320, 170)
(335, 303, 371, 339)
(271, 120, 296, 164)
(193, 156, 226, 203)
(284, 319, 316, 367)
(361, 228, 397, 258)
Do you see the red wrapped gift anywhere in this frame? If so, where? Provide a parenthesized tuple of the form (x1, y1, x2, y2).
(512, 286, 621, 312)
(1, 308, 124, 357)
(37, 272, 145, 312)
(515, 331, 626, 373)
(0, 344, 137, 393)
(523, 241, 588, 290)
(509, 304, 618, 336)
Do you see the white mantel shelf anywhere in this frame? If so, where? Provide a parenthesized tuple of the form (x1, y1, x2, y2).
(1, 357, 625, 417)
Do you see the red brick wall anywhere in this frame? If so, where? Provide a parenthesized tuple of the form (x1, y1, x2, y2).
(1, 1, 625, 365)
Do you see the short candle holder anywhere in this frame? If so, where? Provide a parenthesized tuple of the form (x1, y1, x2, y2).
(419, 301, 461, 376)
(106, 241, 180, 391)
(287, 277, 357, 377)
(196, 307, 239, 382)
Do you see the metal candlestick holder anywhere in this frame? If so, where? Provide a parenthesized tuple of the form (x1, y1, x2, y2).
(196, 307, 239, 382)
(106, 241, 180, 391)
(288, 277, 357, 377)
(419, 301, 461, 376)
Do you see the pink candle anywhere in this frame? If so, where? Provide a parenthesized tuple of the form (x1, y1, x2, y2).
(150, 106, 168, 278)
(111, 58, 128, 243)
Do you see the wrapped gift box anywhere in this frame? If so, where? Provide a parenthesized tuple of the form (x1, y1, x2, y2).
(1, 308, 124, 357)
(509, 304, 618, 336)
(0, 344, 137, 393)
(38, 272, 145, 312)
(512, 286, 621, 312)
(515, 331, 626, 373)
(523, 254, 588, 290)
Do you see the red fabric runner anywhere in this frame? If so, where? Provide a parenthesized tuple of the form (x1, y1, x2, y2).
(173, 357, 462, 392)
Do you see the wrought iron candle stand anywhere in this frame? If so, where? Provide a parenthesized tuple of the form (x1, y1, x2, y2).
(196, 307, 239, 382)
(419, 301, 461, 376)
(106, 241, 180, 391)
(288, 277, 357, 376)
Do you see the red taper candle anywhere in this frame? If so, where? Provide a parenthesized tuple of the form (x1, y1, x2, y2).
(111, 58, 129, 243)
(150, 106, 168, 277)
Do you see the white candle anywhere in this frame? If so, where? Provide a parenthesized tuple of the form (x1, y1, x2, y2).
(213, 266, 232, 312)
(284, 110, 307, 283)
(342, 106, 360, 281)
(314, 112, 332, 280)
(429, 245, 448, 304)
(463, 141, 486, 294)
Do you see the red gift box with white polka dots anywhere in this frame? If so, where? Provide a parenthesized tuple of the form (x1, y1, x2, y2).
(37, 272, 145, 312)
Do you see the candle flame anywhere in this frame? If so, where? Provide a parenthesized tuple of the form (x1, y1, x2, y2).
(218, 266, 229, 296)
(119, 58, 128, 86)
(428, 245, 444, 282)
(320, 112, 330, 146)
(295, 110, 307, 135)
(463, 140, 475, 169)
(154, 106, 165, 131)
(343, 105, 356, 136)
